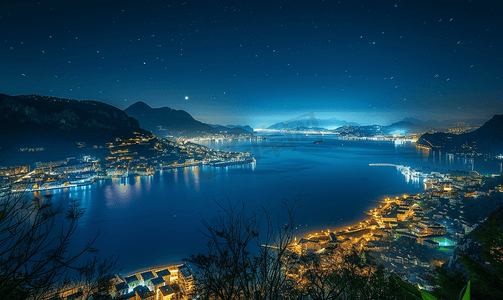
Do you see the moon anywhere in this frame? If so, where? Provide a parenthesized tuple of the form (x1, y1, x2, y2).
(185, 96, 189, 100)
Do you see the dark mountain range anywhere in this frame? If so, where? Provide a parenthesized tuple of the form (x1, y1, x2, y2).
(0, 94, 147, 147)
(417, 114, 503, 156)
(208, 124, 254, 134)
(0, 93, 151, 166)
(267, 117, 359, 130)
(124, 101, 218, 138)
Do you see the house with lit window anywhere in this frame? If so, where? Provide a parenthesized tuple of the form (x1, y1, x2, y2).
(177, 265, 195, 299)
(140, 271, 156, 290)
(158, 285, 175, 300)
(125, 274, 140, 290)
(155, 269, 171, 285)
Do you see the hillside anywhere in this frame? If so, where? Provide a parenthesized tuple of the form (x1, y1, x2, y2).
(124, 101, 218, 138)
(417, 114, 503, 156)
(0, 94, 150, 165)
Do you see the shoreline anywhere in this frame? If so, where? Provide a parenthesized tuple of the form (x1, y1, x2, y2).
(13, 158, 256, 194)
(123, 262, 184, 279)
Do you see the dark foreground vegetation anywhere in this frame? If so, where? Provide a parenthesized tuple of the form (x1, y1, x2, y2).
(186, 201, 502, 300)
(1, 188, 501, 299)
(0, 187, 119, 300)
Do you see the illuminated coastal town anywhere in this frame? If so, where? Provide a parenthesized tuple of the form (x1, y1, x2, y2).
(56, 163, 503, 299)
(1, 132, 256, 193)
(3, 142, 501, 299)
(2, 0, 503, 298)
(292, 164, 503, 289)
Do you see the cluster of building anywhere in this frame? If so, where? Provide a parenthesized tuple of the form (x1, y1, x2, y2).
(60, 264, 195, 300)
(184, 132, 255, 143)
(446, 122, 481, 135)
(2, 132, 255, 192)
(292, 166, 502, 288)
(19, 147, 45, 152)
(99, 133, 253, 177)
(5, 155, 100, 192)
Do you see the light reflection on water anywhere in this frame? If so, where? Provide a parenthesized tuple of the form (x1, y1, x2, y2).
(43, 135, 500, 274)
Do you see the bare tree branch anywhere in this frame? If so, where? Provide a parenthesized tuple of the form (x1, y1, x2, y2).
(0, 187, 117, 300)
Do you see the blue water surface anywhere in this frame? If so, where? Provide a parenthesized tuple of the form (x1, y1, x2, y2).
(43, 134, 502, 274)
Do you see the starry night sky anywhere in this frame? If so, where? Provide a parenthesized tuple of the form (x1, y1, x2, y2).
(1, 0, 502, 127)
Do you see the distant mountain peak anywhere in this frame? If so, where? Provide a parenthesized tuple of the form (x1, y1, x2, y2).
(401, 117, 424, 125)
(124, 102, 217, 137)
(125, 101, 152, 112)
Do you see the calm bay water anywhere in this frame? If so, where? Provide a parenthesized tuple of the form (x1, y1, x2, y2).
(43, 134, 502, 274)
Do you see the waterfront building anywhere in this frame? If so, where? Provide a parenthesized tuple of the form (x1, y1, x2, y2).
(158, 285, 176, 300)
(382, 216, 398, 223)
(135, 285, 155, 300)
(0, 165, 30, 176)
(114, 282, 129, 298)
(51, 162, 95, 174)
(35, 160, 67, 168)
(125, 274, 140, 290)
(155, 269, 172, 285)
(151, 277, 166, 298)
(140, 271, 156, 290)
(177, 265, 195, 299)
(297, 238, 322, 254)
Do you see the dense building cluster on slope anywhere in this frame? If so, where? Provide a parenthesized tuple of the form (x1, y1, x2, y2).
(292, 167, 502, 289)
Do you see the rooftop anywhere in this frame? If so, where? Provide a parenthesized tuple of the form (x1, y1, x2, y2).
(156, 269, 171, 277)
(125, 275, 139, 284)
(140, 271, 155, 281)
(178, 265, 192, 278)
(115, 282, 129, 291)
(159, 285, 175, 296)
(151, 277, 165, 286)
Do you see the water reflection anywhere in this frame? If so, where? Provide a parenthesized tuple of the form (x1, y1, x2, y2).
(193, 166, 200, 192)
(105, 179, 134, 208)
(446, 153, 454, 165)
(419, 147, 430, 162)
(183, 167, 189, 187)
(396, 166, 425, 188)
(134, 176, 142, 194)
(48, 135, 500, 274)
(417, 147, 503, 174)
(180, 166, 201, 192)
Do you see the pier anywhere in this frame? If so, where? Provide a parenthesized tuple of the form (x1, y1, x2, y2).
(369, 163, 402, 167)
